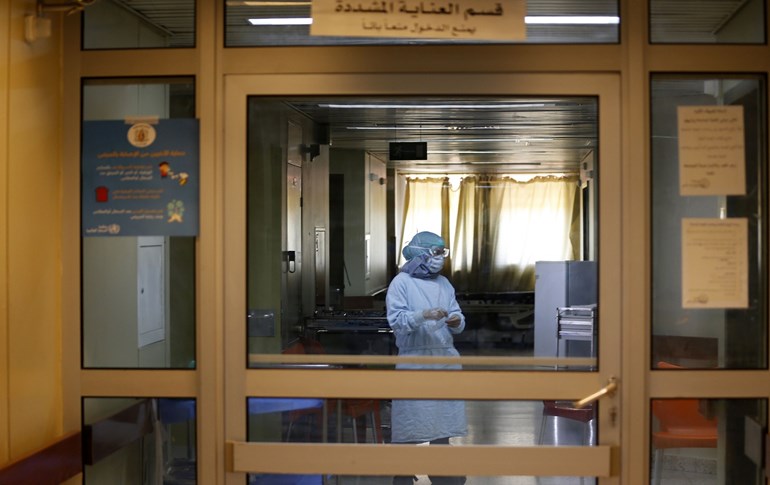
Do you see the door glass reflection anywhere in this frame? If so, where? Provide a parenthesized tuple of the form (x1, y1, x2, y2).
(83, 397, 197, 484)
(247, 398, 597, 446)
(650, 398, 766, 484)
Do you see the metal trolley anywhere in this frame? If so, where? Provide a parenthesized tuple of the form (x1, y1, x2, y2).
(556, 305, 597, 358)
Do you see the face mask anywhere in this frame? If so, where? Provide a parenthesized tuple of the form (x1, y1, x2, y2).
(427, 255, 445, 273)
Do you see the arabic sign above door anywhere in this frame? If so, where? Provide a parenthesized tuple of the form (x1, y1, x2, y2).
(311, 0, 526, 40)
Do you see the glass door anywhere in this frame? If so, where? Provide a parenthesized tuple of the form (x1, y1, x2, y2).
(223, 72, 623, 484)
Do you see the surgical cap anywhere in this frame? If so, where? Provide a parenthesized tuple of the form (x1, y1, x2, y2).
(402, 231, 445, 261)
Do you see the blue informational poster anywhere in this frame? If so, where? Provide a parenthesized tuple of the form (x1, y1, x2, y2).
(82, 119, 199, 237)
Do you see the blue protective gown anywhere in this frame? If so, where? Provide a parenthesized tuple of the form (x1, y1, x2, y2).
(385, 271, 467, 443)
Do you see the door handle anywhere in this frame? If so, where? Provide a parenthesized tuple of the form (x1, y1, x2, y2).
(573, 376, 618, 408)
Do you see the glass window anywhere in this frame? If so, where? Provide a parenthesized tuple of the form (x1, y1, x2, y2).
(246, 96, 599, 369)
(650, 75, 767, 369)
(247, 397, 597, 482)
(226, 0, 619, 46)
(650, 398, 766, 484)
(82, 0, 195, 49)
(247, 474, 596, 484)
(650, 0, 765, 44)
(82, 78, 197, 369)
(83, 397, 197, 484)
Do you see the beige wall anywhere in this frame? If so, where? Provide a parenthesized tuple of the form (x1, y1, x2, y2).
(0, 0, 63, 464)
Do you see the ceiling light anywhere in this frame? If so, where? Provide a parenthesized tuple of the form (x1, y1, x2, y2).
(524, 16, 619, 25)
(231, 1, 310, 5)
(324, 103, 547, 109)
(347, 126, 503, 131)
(413, 162, 542, 166)
(247, 17, 312, 25)
(429, 150, 532, 155)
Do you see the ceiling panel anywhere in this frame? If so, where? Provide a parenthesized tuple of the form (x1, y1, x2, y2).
(281, 97, 598, 174)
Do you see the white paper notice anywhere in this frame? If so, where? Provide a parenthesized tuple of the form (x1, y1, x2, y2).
(682, 218, 748, 309)
(311, 0, 526, 41)
(677, 105, 745, 196)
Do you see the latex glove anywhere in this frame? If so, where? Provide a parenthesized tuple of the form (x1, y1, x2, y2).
(422, 308, 449, 321)
(446, 314, 462, 328)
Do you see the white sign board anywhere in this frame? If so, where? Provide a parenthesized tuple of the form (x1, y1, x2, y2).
(681, 218, 748, 309)
(311, 0, 526, 41)
(677, 105, 745, 196)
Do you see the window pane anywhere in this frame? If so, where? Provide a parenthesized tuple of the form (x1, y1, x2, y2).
(82, 78, 197, 369)
(247, 397, 596, 444)
(650, 0, 765, 44)
(248, 474, 595, 484)
(650, 398, 766, 484)
(83, 397, 197, 484)
(650, 75, 767, 369)
(246, 97, 599, 369)
(226, 1, 619, 46)
(246, 398, 597, 482)
(82, 0, 195, 49)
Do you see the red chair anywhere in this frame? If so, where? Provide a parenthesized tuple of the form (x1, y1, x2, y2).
(651, 362, 718, 484)
(283, 338, 384, 443)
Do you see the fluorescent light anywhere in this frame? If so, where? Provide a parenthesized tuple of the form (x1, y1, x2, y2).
(248, 17, 312, 25)
(429, 150, 532, 155)
(347, 125, 503, 131)
(413, 162, 542, 166)
(232, 1, 311, 5)
(525, 16, 619, 25)
(324, 103, 547, 109)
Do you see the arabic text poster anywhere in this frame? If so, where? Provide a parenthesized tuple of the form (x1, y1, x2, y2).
(311, 0, 525, 41)
(681, 218, 748, 309)
(82, 119, 199, 237)
(677, 105, 745, 196)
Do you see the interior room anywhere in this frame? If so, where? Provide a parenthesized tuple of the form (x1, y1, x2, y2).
(7, 0, 770, 480)
(245, 96, 598, 360)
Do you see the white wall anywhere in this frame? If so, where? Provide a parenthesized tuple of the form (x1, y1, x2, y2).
(716, 0, 764, 42)
(330, 149, 388, 296)
(81, 83, 171, 368)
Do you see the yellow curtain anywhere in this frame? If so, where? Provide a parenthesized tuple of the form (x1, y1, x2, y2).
(403, 175, 580, 291)
(398, 177, 448, 265)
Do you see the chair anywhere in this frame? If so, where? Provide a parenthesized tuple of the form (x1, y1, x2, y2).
(651, 362, 718, 484)
(340, 398, 384, 443)
(283, 338, 384, 443)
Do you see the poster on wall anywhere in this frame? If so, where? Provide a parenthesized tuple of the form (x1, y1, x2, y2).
(681, 218, 748, 309)
(677, 105, 745, 196)
(82, 118, 199, 237)
(310, 0, 526, 41)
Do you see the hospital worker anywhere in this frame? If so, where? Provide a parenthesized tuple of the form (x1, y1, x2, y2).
(386, 231, 467, 485)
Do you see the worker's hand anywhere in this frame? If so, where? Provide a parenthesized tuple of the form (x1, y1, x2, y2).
(422, 308, 449, 321)
(446, 314, 461, 328)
